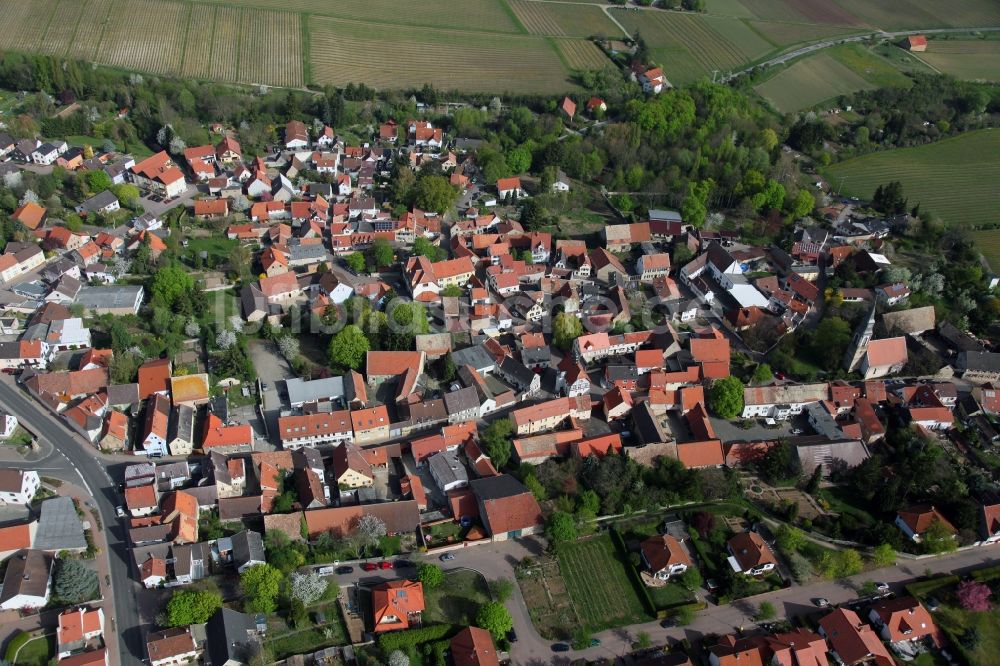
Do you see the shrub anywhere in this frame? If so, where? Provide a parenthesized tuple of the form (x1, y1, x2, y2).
(377, 625, 455, 652)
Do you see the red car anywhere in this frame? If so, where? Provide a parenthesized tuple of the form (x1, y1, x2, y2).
(360, 563, 377, 572)
(379, 561, 393, 570)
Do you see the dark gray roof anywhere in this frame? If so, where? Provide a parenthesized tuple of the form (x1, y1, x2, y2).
(962, 351, 1000, 373)
(285, 376, 344, 406)
(34, 496, 86, 551)
(428, 450, 469, 489)
(108, 383, 140, 407)
(231, 530, 265, 566)
(444, 386, 480, 415)
(498, 356, 535, 389)
(77, 190, 119, 213)
(631, 401, 670, 445)
(206, 608, 257, 666)
(451, 344, 496, 373)
(469, 474, 529, 501)
(0, 550, 52, 605)
(520, 347, 551, 366)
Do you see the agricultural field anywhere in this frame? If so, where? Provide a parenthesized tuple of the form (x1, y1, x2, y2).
(831, 0, 1000, 30)
(743, 20, 863, 48)
(191, 0, 523, 34)
(755, 44, 910, 112)
(38, 0, 88, 57)
(614, 10, 775, 84)
(553, 39, 614, 71)
(94, 0, 188, 76)
(66, 0, 114, 61)
(917, 39, 1000, 82)
(309, 17, 575, 93)
(557, 534, 650, 631)
(510, 1, 623, 38)
(823, 130, 1000, 230)
(0, 0, 61, 53)
(739, 0, 862, 25)
(969, 231, 1000, 273)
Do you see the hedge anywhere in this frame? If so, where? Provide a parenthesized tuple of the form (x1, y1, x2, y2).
(609, 528, 657, 618)
(4, 631, 31, 662)
(377, 624, 456, 652)
(905, 575, 959, 600)
(971, 563, 1000, 582)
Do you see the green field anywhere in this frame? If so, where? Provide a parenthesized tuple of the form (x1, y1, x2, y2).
(917, 39, 1000, 81)
(755, 43, 910, 112)
(831, 0, 1000, 30)
(970, 230, 1000, 273)
(557, 534, 651, 631)
(510, 1, 623, 38)
(823, 130, 1000, 230)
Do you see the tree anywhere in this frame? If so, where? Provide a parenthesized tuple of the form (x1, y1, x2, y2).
(440, 284, 463, 298)
(357, 514, 388, 550)
(476, 601, 513, 640)
(872, 543, 896, 568)
(345, 252, 366, 274)
(288, 571, 329, 606)
(328, 324, 369, 371)
(216, 328, 237, 350)
(789, 189, 815, 219)
(490, 578, 515, 603)
(679, 566, 702, 591)
(440, 352, 457, 381)
(776, 525, 805, 552)
(552, 312, 583, 350)
(805, 466, 823, 495)
(151, 264, 195, 310)
(956, 580, 991, 612)
(412, 236, 445, 262)
(708, 376, 744, 419)
(165, 589, 223, 626)
(836, 549, 864, 577)
(635, 631, 652, 649)
(81, 169, 113, 195)
(53, 558, 99, 604)
(674, 605, 696, 626)
(546, 511, 577, 543)
(571, 627, 593, 650)
(229, 244, 252, 281)
(418, 563, 445, 590)
(241, 564, 284, 613)
(368, 238, 394, 271)
(413, 175, 459, 214)
(278, 335, 300, 362)
(681, 179, 712, 228)
(923, 518, 958, 554)
(756, 601, 776, 621)
(388, 650, 410, 666)
(872, 181, 906, 215)
(481, 419, 513, 468)
(289, 598, 309, 628)
(751, 363, 773, 384)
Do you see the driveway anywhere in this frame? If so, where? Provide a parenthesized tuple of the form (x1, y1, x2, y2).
(710, 412, 808, 442)
(138, 183, 199, 218)
(248, 340, 294, 444)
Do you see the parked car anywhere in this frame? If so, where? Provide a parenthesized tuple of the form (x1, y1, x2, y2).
(335, 566, 354, 575)
(552, 643, 570, 653)
(814, 598, 830, 608)
(361, 563, 377, 572)
(379, 561, 393, 569)
(440, 553, 455, 561)
(589, 638, 602, 648)
(395, 560, 413, 568)
(506, 628, 518, 643)
(660, 618, 675, 628)
(115, 506, 125, 518)
(875, 582, 890, 594)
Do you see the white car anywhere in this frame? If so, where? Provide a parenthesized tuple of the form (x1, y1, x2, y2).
(115, 506, 126, 518)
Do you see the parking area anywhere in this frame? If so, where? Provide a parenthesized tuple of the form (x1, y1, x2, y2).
(248, 340, 294, 445)
(709, 411, 811, 442)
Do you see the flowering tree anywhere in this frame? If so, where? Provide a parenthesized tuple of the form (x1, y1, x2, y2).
(357, 514, 387, 548)
(957, 580, 991, 612)
(216, 328, 237, 350)
(20, 189, 38, 205)
(278, 335, 300, 361)
(184, 320, 201, 338)
(288, 572, 328, 606)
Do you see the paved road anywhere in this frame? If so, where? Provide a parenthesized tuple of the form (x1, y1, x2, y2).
(0, 378, 146, 666)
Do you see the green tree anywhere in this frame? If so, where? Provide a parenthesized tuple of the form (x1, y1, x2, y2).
(345, 252, 366, 273)
(571, 627, 593, 650)
(241, 563, 283, 613)
(836, 549, 864, 577)
(81, 169, 113, 195)
(481, 419, 514, 468)
(751, 363, 773, 384)
(635, 631, 652, 649)
(440, 284, 463, 297)
(53, 558, 99, 604)
(756, 601, 776, 621)
(789, 189, 815, 219)
(489, 579, 515, 603)
(165, 589, 223, 626)
(546, 511, 578, 543)
(679, 566, 702, 590)
(412, 236, 445, 262)
(675, 605, 696, 626)
(368, 238, 394, 271)
(289, 598, 308, 628)
(506, 146, 532, 174)
(552, 312, 583, 350)
(776, 525, 805, 552)
(150, 264, 195, 311)
(475, 601, 513, 640)
(440, 352, 457, 381)
(328, 324, 370, 371)
(872, 543, 896, 568)
(681, 179, 712, 228)
(859, 580, 879, 598)
(923, 518, 958, 554)
(805, 466, 823, 495)
(708, 376, 744, 419)
(417, 563, 444, 590)
(524, 474, 546, 501)
(413, 175, 459, 214)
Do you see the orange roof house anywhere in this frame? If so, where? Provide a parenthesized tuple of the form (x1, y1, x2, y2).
(640, 534, 691, 578)
(451, 626, 500, 666)
(372, 579, 425, 632)
(727, 530, 777, 575)
(560, 96, 576, 119)
(868, 597, 940, 646)
(201, 413, 253, 451)
(895, 504, 956, 541)
(819, 607, 892, 666)
(676, 439, 724, 468)
(904, 34, 928, 51)
(169, 374, 210, 406)
(137, 358, 172, 400)
(690, 329, 730, 379)
(57, 606, 104, 654)
(12, 202, 47, 230)
(570, 433, 622, 460)
(0, 523, 32, 551)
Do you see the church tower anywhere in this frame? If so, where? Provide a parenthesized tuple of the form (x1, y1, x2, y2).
(843, 304, 876, 372)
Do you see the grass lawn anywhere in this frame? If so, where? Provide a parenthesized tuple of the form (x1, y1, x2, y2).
(268, 620, 348, 660)
(933, 604, 1000, 666)
(823, 129, 1000, 229)
(64, 135, 154, 159)
(185, 236, 238, 264)
(819, 486, 877, 526)
(200, 289, 240, 325)
(423, 569, 491, 626)
(12, 636, 53, 666)
(648, 580, 696, 609)
(754, 52, 875, 113)
(557, 534, 651, 631)
(2, 426, 33, 448)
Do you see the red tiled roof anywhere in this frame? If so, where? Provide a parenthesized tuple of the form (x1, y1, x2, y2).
(866, 337, 907, 368)
(819, 607, 891, 666)
(366, 351, 423, 378)
(137, 358, 171, 400)
(451, 626, 500, 666)
(641, 534, 691, 573)
(201, 413, 252, 449)
(351, 405, 389, 433)
(676, 439, 724, 468)
(728, 530, 776, 571)
(897, 505, 956, 535)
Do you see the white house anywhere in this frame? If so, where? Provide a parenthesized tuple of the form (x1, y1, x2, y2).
(31, 144, 59, 165)
(0, 411, 18, 439)
(0, 550, 52, 610)
(0, 469, 39, 504)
